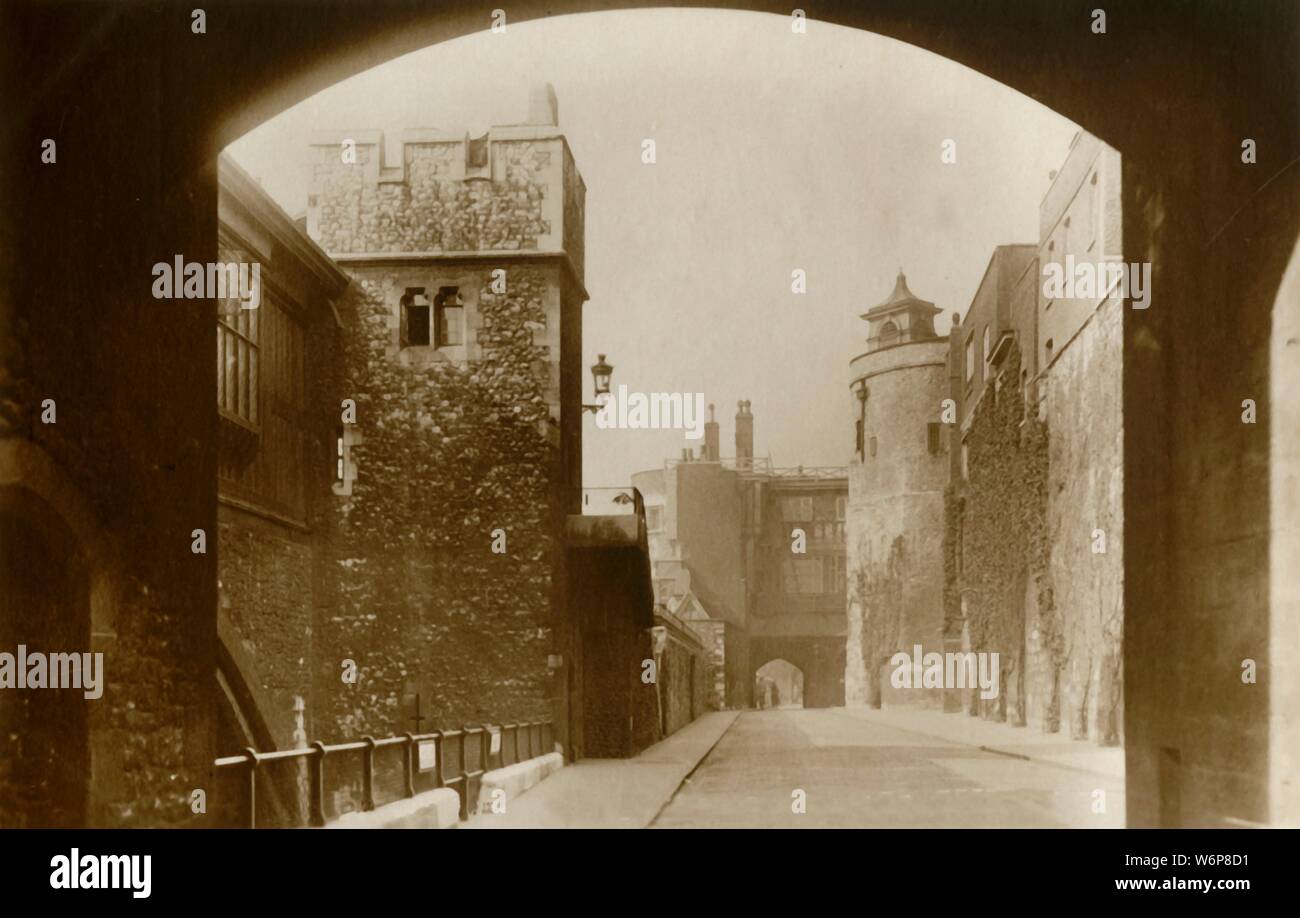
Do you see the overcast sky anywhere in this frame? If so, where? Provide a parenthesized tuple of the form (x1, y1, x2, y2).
(227, 8, 1078, 490)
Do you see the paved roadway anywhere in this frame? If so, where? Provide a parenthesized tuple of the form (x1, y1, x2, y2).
(650, 707, 1124, 828)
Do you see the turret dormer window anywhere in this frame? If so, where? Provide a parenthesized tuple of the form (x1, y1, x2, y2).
(861, 271, 941, 355)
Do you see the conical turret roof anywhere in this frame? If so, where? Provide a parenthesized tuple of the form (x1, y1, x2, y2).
(860, 271, 941, 321)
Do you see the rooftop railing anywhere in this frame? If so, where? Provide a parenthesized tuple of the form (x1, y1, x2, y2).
(662, 456, 846, 479)
(664, 455, 773, 474)
(766, 464, 848, 480)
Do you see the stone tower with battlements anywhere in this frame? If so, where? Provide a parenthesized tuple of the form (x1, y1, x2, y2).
(305, 85, 589, 754)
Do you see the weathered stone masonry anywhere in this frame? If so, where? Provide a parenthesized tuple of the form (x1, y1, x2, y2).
(316, 265, 560, 738)
(305, 100, 587, 748)
(1041, 293, 1123, 744)
(845, 274, 949, 708)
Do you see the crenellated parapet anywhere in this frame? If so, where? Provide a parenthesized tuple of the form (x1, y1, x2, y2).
(307, 122, 585, 285)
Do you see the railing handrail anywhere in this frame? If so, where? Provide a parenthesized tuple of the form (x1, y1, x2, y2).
(214, 718, 554, 827)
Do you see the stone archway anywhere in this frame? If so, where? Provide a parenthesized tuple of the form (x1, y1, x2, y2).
(4, 0, 1296, 827)
(750, 638, 845, 709)
(755, 658, 805, 709)
(0, 440, 118, 827)
(187, 6, 1296, 824)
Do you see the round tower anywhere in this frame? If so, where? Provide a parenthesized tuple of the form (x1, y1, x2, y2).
(845, 272, 951, 707)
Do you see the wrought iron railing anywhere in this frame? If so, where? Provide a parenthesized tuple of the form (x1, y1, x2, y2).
(213, 720, 553, 828)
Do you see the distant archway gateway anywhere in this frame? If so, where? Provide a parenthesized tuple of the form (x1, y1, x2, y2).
(750, 638, 844, 709)
(755, 658, 806, 709)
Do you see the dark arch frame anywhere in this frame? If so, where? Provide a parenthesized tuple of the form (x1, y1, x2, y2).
(3, 0, 1296, 827)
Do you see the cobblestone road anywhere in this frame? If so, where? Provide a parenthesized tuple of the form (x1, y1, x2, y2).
(651, 708, 1124, 828)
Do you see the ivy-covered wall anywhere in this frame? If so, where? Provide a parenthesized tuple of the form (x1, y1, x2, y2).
(852, 534, 907, 706)
(947, 346, 1055, 726)
(946, 311, 1123, 749)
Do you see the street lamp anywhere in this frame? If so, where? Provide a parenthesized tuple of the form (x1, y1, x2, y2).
(584, 354, 614, 414)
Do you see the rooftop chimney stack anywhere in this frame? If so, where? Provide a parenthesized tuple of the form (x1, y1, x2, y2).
(528, 82, 559, 127)
(704, 403, 720, 461)
(735, 400, 753, 468)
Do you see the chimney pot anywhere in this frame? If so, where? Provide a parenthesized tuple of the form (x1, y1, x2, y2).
(704, 402, 720, 461)
(735, 398, 754, 462)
